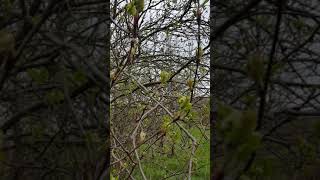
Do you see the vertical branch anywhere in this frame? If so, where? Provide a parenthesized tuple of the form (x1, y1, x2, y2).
(128, 3, 140, 65)
(238, 1, 285, 179)
(187, 1, 202, 179)
(257, 0, 284, 129)
(190, 0, 202, 102)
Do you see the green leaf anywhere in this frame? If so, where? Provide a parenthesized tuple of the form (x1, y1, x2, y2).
(110, 174, 119, 180)
(178, 96, 192, 112)
(31, 124, 44, 139)
(160, 71, 171, 84)
(0, 30, 15, 54)
(162, 115, 171, 131)
(256, 16, 268, 25)
(126, 2, 137, 16)
(3, 0, 13, 15)
(271, 62, 284, 75)
(241, 95, 256, 107)
(139, 131, 146, 142)
(220, 109, 241, 131)
(196, 47, 203, 60)
(27, 67, 49, 84)
(236, 143, 255, 161)
(292, 18, 305, 30)
(85, 131, 99, 145)
(72, 70, 87, 85)
(31, 15, 41, 25)
(246, 53, 265, 85)
(240, 109, 257, 131)
(247, 132, 262, 148)
(45, 90, 64, 105)
(217, 102, 234, 120)
(168, 127, 181, 142)
(134, 0, 144, 12)
(253, 157, 277, 177)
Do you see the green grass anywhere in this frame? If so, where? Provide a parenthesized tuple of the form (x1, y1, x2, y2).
(133, 128, 210, 179)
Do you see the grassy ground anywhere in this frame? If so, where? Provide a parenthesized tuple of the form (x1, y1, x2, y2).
(133, 128, 210, 179)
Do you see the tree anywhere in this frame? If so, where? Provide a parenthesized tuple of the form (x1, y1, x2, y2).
(110, 0, 210, 179)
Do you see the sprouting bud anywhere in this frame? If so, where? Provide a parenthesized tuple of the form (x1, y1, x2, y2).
(139, 131, 146, 142)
